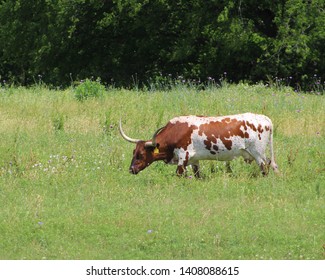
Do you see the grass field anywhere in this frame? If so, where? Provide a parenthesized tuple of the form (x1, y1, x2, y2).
(0, 83, 324, 260)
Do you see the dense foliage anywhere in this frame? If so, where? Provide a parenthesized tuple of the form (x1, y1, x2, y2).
(0, 0, 324, 90)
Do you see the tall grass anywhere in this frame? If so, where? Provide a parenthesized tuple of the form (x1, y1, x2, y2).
(0, 83, 324, 259)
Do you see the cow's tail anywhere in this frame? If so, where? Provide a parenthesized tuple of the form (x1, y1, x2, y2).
(269, 122, 279, 173)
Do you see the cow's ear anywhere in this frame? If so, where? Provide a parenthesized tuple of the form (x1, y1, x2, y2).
(153, 143, 160, 154)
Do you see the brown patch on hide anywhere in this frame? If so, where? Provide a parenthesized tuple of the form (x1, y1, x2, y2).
(257, 124, 264, 133)
(158, 121, 198, 152)
(246, 121, 257, 131)
(199, 118, 247, 151)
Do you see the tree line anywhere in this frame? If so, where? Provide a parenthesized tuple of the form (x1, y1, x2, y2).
(0, 0, 324, 90)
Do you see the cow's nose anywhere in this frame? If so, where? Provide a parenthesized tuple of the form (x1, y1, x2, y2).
(129, 166, 137, 174)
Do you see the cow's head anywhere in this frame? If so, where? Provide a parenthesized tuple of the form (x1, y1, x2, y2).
(119, 120, 163, 174)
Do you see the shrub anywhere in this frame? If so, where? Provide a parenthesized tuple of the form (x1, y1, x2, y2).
(74, 78, 105, 101)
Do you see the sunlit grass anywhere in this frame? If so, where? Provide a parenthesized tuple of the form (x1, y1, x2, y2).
(0, 83, 324, 259)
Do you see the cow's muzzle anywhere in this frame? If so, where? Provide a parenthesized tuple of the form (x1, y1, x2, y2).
(129, 166, 139, 175)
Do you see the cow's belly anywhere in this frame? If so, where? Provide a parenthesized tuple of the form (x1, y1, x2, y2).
(191, 147, 243, 162)
(170, 147, 251, 165)
(190, 136, 247, 162)
(171, 135, 254, 165)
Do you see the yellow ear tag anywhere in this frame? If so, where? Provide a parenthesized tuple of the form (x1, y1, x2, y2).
(153, 147, 159, 154)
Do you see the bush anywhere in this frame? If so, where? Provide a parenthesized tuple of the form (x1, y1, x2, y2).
(74, 78, 106, 101)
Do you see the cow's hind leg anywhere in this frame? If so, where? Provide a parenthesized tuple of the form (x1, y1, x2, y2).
(259, 162, 268, 176)
(242, 149, 268, 176)
(254, 156, 269, 176)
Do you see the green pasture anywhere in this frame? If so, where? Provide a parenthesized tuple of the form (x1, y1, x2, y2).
(0, 83, 324, 259)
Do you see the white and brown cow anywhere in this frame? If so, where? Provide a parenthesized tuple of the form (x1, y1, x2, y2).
(119, 113, 279, 177)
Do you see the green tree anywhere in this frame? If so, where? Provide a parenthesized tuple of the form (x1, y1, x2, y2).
(0, 0, 53, 83)
(0, 0, 324, 89)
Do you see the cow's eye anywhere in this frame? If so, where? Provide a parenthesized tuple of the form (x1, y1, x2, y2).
(136, 154, 142, 160)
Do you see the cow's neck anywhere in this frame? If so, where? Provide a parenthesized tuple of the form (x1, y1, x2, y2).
(153, 147, 173, 162)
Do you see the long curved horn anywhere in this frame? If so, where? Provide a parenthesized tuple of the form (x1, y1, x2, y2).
(145, 126, 165, 147)
(119, 119, 140, 143)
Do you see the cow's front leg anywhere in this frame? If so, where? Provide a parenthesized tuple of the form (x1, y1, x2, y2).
(176, 151, 189, 177)
(192, 163, 200, 178)
(176, 165, 186, 176)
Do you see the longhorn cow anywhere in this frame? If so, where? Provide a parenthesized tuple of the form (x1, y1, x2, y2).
(119, 113, 279, 177)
